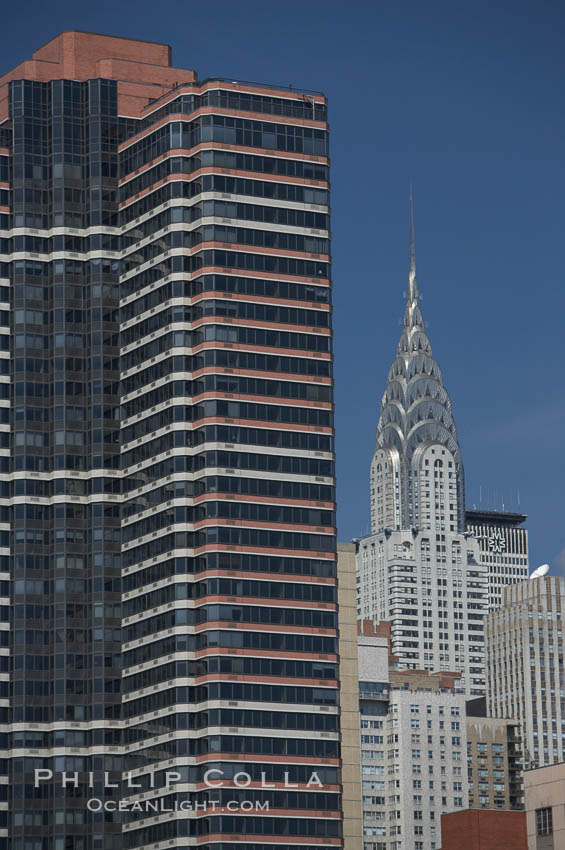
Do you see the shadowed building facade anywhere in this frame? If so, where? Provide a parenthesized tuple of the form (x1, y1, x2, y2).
(0, 30, 354, 850)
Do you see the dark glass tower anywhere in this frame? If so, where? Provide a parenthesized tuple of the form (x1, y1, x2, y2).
(0, 31, 343, 850)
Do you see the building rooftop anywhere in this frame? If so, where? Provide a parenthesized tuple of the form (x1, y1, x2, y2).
(466, 508, 527, 526)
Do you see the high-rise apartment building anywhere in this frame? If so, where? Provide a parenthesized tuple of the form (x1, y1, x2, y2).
(0, 30, 350, 850)
(357, 620, 469, 850)
(355, 617, 526, 850)
(486, 576, 565, 772)
(356, 202, 488, 695)
(465, 698, 523, 809)
(466, 508, 529, 609)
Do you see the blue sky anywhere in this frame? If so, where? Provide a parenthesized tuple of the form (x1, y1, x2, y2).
(3, 0, 564, 573)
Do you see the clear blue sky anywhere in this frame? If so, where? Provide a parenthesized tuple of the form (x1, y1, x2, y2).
(3, 0, 564, 573)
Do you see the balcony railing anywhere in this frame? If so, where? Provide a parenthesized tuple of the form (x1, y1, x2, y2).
(359, 688, 390, 701)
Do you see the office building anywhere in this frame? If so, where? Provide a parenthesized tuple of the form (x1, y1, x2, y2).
(356, 202, 488, 695)
(466, 508, 529, 609)
(524, 761, 565, 850)
(486, 576, 565, 771)
(0, 30, 350, 850)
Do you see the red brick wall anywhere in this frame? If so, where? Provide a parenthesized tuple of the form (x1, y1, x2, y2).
(33, 31, 172, 68)
(0, 31, 196, 120)
(441, 809, 527, 850)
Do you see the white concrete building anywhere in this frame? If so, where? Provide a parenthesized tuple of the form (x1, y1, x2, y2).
(356, 528, 487, 695)
(486, 575, 565, 771)
(358, 623, 468, 850)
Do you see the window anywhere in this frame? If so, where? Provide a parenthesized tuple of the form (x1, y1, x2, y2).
(536, 807, 553, 837)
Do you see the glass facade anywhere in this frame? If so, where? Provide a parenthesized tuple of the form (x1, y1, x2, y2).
(0, 32, 341, 850)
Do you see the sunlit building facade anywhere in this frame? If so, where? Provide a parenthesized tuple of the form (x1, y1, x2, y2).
(356, 202, 487, 695)
(486, 576, 565, 773)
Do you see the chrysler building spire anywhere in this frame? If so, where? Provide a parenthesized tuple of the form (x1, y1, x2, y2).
(403, 189, 425, 333)
(409, 185, 416, 294)
(369, 196, 466, 534)
(358, 199, 488, 696)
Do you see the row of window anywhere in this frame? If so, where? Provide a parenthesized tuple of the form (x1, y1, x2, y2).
(123, 275, 330, 321)
(121, 225, 328, 276)
(123, 630, 337, 667)
(124, 552, 336, 590)
(123, 575, 336, 615)
(123, 476, 333, 516)
(130, 89, 327, 135)
(122, 175, 327, 230)
(122, 325, 330, 372)
(121, 408, 333, 468)
(125, 815, 340, 846)
(123, 682, 338, 719)
(119, 149, 328, 201)
(124, 301, 330, 343)
(122, 418, 333, 455)
(122, 248, 329, 296)
(122, 603, 336, 642)
(120, 117, 328, 176)
(121, 198, 328, 246)
(123, 374, 331, 420)
(123, 438, 333, 476)
(124, 657, 337, 692)
(123, 354, 330, 403)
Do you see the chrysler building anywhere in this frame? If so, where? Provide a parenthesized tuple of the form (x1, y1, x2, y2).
(369, 197, 466, 537)
(356, 197, 488, 695)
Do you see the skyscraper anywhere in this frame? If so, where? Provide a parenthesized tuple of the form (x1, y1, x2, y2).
(356, 197, 488, 695)
(0, 30, 350, 850)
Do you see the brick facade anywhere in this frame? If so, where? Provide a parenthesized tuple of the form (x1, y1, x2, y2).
(440, 809, 527, 849)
